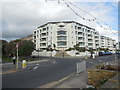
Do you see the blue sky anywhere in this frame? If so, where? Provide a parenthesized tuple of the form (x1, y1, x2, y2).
(1, 0, 119, 42)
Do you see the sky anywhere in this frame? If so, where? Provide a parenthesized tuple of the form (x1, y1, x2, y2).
(0, 0, 119, 42)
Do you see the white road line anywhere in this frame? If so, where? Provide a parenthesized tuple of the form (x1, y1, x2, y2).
(51, 61, 56, 65)
(34, 66, 38, 70)
(99, 60, 102, 62)
(36, 64, 39, 66)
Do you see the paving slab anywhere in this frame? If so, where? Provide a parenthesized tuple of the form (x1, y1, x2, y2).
(53, 71, 88, 88)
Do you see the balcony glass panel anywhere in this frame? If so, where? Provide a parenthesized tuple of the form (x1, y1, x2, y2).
(57, 41, 67, 46)
(58, 31, 66, 35)
(57, 36, 66, 40)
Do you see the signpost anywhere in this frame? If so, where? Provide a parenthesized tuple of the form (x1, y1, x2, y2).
(16, 43, 19, 70)
(85, 46, 88, 59)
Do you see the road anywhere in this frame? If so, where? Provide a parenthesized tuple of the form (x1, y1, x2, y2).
(2, 54, 117, 88)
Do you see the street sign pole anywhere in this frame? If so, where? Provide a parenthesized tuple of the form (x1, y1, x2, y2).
(16, 43, 19, 70)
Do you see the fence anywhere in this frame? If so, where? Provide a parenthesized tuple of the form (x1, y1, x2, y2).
(77, 61, 86, 74)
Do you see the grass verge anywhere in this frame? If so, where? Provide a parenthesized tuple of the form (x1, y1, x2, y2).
(88, 69, 116, 88)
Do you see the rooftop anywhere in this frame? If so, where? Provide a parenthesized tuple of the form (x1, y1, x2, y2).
(37, 21, 95, 30)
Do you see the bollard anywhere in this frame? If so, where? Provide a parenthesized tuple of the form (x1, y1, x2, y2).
(22, 60, 26, 68)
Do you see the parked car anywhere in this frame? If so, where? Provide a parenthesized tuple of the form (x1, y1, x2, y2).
(99, 51, 112, 56)
(98, 52, 104, 56)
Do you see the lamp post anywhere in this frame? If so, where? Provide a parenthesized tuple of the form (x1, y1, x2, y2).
(16, 43, 19, 70)
(114, 44, 116, 61)
(48, 40, 52, 60)
(85, 46, 88, 59)
(38, 48, 39, 59)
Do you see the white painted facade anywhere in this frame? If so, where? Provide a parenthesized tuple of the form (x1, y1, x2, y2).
(100, 36, 116, 50)
(33, 21, 116, 51)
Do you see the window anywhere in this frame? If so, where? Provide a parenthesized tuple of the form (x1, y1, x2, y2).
(75, 26, 77, 29)
(34, 31, 36, 34)
(78, 27, 81, 30)
(47, 27, 49, 30)
(58, 31, 66, 35)
(37, 30, 39, 33)
(75, 31, 77, 35)
(59, 25, 64, 27)
(78, 32, 82, 35)
(57, 42, 67, 46)
(88, 30, 90, 32)
(43, 28, 46, 31)
(82, 28, 84, 32)
(57, 36, 66, 40)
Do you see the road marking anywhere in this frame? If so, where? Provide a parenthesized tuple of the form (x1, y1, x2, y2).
(39, 73, 74, 88)
(34, 66, 38, 70)
(2, 70, 17, 75)
(51, 60, 56, 65)
(99, 60, 102, 62)
(36, 64, 39, 66)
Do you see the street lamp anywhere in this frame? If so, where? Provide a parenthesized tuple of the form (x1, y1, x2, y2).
(48, 40, 52, 60)
(113, 44, 116, 61)
(38, 48, 40, 59)
(16, 43, 19, 70)
(85, 46, 88, 59)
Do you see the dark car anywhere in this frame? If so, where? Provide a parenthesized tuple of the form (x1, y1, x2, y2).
(98, 52, 104, 56)
(99, 51, 112, 56)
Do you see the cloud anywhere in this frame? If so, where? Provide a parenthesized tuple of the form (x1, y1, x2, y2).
(1, 0, 120, 2)
(1, 0, 118, 42)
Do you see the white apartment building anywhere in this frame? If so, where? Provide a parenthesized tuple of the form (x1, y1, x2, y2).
(33, 21, 116, 51)
(100, 36, 116, 50)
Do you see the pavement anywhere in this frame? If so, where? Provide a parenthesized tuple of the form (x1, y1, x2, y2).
(52, 71, 88, 88)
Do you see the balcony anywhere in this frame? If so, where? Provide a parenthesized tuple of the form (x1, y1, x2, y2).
(78, 39, 85, 42)
(88, 40, 93, 43)
(40, 41, 46, 43)
(41, 35, 47, 38)
(79, 44, 85, 47)
(57, 34, 67, 37)
(57, 40, 67, 42)
(87, 32, 91, 35)
(78, 35, 83, 37)
(78, 30, 83, 32)
(88, 36, 92, 39)
(95, 42, 99, 44)
(58, 27, 66, 31)
(41, 30, 47, 34)
(95, 38, 99, 40)
(40, 46, 47, 48)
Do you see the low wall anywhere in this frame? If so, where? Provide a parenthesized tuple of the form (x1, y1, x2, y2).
(66, 50, 99, 57)
(32, 50, 57, 57)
